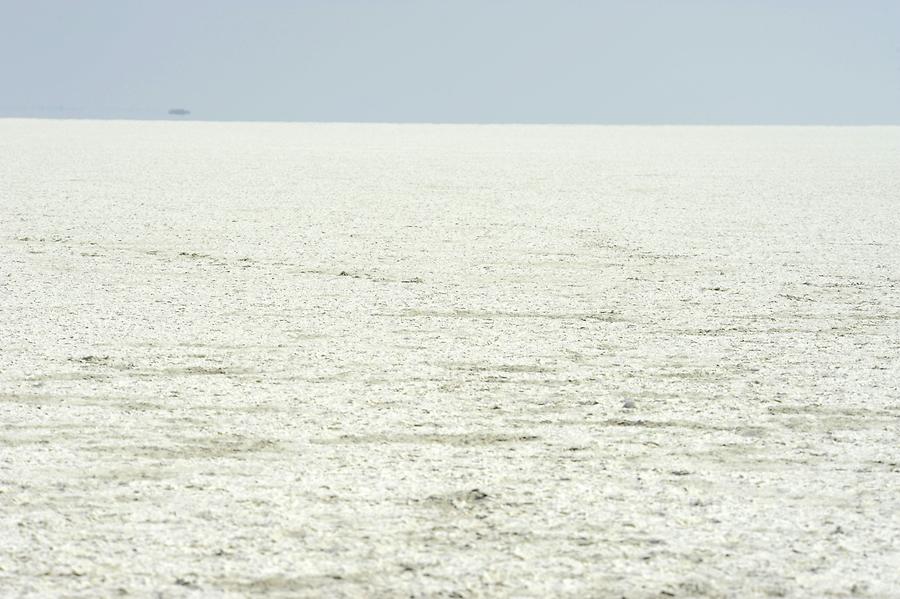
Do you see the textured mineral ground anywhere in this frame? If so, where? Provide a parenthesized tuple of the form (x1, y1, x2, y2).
(1, 121, 898, 597)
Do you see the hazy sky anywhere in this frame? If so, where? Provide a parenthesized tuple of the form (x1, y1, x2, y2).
(1, 0, 898, 123)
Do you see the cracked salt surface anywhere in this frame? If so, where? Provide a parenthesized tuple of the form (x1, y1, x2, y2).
(1, 120, 899, 598)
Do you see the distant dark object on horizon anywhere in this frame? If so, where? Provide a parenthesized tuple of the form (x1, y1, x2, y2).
(168, 108, 191, 116)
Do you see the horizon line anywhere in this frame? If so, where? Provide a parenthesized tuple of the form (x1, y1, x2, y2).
(2, 115, 899, 127)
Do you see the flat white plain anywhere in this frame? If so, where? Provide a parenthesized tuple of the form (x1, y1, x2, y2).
(1, 120, 899, 598)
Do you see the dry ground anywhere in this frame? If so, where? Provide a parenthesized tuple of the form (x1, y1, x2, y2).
(1, 121, 899, 597)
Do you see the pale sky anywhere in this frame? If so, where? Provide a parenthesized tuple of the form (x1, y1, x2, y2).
(1, 0, 898, 124)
